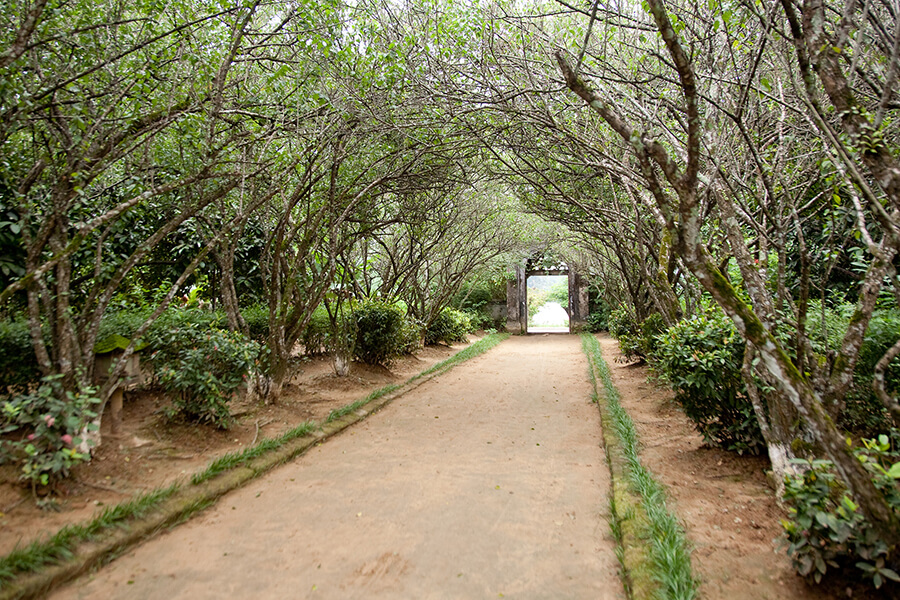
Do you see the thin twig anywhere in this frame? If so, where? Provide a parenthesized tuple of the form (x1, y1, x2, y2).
(2, 495, 28, 514)
(251, 418, 273, 445)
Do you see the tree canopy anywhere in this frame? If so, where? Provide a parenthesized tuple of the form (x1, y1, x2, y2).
(2, 0, 900, 577)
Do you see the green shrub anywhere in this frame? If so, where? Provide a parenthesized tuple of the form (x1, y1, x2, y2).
(608, 307, 665, 362)
(857, 310, 900, 403)
(801, 303, 896, 435)
(653, 312, 765, 455)
(782, 432, 900, 591)
(241, 304, 270, 341)
(352, 300, 407, 366)
(805, 300, 853, 356)
(607, 305, 636, 340)
(461, 309, 494, 331)
(426, 307, 472, 345)
(841, 388, 891, 438)
(152, 327, 259, 428)
(584, 310, 609, 333)
(143, 308, 226, 353)
(96, 308, 151, 344)
(452, 281, 495, 313)
(637, 313, 665, 357)
(0, 376, 101, 489)
(0, 319, 39, 390)
(451, 282, 495, 330)
(399, 314, 425, 354)
(840, 309, 898, 436)
(300, 305, 330, 355)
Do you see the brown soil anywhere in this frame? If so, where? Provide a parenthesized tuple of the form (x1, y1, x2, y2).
(0, 342, 469, 557)
(597, 334, 841, 600)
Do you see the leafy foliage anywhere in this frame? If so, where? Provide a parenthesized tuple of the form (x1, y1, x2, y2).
(653, 313, 765, 455)
(150, 326, 258, 428)
(608, 307, 665, 362)
(527, 288, 549, 322)
(0, 319, 39, 389)
(352, 300, 408, 366)
(0, 377, 101, 488)
(584, 310, 609, 332)
(241, 304, 270, 341)
(547, 279, 568, 305)
(399, 314, 425, 354)
(425, 307, 472, 345)
(608, 306, 637, 340)
(300, 306, 331, 356)
(782, 432, 900, 590)
(804, 302, 897, 435)
(452, 278, 506, 330)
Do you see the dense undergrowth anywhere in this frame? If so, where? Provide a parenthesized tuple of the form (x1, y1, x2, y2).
(606, 303, 900, 593)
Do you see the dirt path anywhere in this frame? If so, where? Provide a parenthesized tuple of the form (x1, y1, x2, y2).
(52, 335, 622, 600)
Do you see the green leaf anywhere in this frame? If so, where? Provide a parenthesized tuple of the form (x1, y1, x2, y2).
(882, 568, 900, 582)
(888, 462, 900, 479)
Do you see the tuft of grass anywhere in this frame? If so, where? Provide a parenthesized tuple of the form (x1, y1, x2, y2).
(0, 483, 180, 585)
(582, 333, 698, 600)
(191, 421, 316, 485)
(325, 384, 402, 423)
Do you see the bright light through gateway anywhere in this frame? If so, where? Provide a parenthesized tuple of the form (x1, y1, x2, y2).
(526, 275, 569, 332)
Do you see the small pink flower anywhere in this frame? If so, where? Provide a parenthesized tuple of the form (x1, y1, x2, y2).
(44, 416, 55, 427)
(27, 433, 35, 441)
(61, 434, 73, 446)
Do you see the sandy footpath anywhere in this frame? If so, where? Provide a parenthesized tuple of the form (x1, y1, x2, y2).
(52, 335, 621, 600)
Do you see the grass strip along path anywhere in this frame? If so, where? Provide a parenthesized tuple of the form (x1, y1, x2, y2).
(0, 333, 508, 600)
(581, 333, 699, 600)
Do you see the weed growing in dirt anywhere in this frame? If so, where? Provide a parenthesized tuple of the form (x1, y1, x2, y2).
(325, 384, 403, 423)
(582, 333, 698, 600)
(412, 332, 508, 381)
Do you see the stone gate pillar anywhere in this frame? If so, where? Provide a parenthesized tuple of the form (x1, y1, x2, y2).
(568, 271, 590, 332)
(506, 264, 527, 333)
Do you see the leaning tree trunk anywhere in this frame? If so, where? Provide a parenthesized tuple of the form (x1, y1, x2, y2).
(742, 344, 801, 497)
(556, 25, 900, 545)
(214, 246, 248, 336)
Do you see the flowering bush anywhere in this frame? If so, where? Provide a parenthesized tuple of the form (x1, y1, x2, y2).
(0, 376, 101, 490)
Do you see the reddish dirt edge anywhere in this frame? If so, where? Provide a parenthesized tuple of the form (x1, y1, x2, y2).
(597, 334, 842, 600)
(0, 340, 479, 557)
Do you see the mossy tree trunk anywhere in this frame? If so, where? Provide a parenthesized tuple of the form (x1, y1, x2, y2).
(555, 0, 900, 545)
